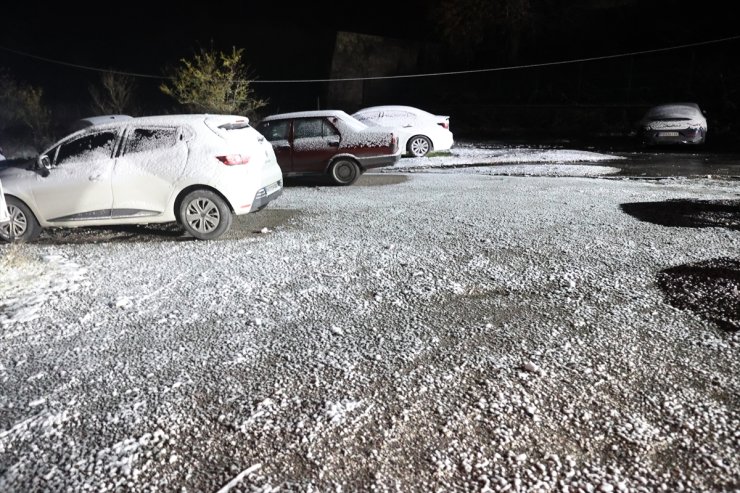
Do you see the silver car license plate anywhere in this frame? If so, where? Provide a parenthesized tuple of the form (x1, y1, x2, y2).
(658, 131, 679, 137)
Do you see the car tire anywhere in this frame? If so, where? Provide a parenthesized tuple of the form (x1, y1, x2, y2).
(408, 135, 432, 157)
(329, 159, 360, 186)
(178, 189, 233, 240)
(0, 196, 41, 243)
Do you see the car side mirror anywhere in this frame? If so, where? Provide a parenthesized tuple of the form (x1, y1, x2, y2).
(37, 154, 51, 169)
(37, 154, 51, 177)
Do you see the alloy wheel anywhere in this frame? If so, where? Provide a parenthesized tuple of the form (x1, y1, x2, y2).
(409, 136, 431, 157)
(1, 205, 28, 239)
(185, 198, 220, 234)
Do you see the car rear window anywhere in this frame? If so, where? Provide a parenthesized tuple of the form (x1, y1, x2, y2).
(217, 121, 251, 130)
(204, 117, 252, 140)
(257, 120, 290, 141)
(339, 115, 367, 132)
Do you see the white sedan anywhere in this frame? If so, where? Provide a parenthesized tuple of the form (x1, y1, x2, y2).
(352, 105, 453, 157)
(0, 114, 283, 242)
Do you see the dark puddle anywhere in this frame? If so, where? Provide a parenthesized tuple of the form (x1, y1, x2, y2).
(284, 174, 408, 188)
(657, 258, 740, 332)
(37, 223, 191, 245)
(621, 199, 740, 230)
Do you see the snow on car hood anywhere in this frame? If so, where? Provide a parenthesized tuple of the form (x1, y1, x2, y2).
(0, 158, 38, 179)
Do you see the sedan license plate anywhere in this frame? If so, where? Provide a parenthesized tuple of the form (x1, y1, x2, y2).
(658, 131, 679, 137)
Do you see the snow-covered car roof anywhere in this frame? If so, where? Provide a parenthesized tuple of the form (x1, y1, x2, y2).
(260, 110, 355, 122)
(643, 103, 704, 120)
(68, 114, 249, 133)
(354, 105, 435, 117)
(48, 115, 253, 155)
(69, 115, 133, 132)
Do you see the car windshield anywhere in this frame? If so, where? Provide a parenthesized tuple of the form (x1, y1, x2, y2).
(358, 119, 380, 127)
(645, 105, 701, 120)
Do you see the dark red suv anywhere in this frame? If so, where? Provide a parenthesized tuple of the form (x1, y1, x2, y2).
(256, 110, 400, 185)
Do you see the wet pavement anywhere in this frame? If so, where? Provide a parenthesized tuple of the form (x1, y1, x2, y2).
(609, 150, 740, 178)
(464, 136, 740, 178)
(565, 137, 740, 178)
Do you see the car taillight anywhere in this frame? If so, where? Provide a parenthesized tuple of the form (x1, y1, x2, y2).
(216, 154, 250, 165)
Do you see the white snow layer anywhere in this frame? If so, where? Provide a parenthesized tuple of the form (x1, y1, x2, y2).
(387, 144, 625, 171)
(431, 164, 621, 177)
(0, 251, 87, 326)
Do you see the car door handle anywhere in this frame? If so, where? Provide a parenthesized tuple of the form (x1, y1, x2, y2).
(274, 144, 290, 150)
(89, 173, 103, 182)
(328, 141, 340, 147)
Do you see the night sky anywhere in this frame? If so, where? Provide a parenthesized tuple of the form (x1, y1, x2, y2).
(1, 0, 738, 123)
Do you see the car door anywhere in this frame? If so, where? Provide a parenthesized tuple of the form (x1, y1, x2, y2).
(32, 130, 118, 223)
(258, 120, 292, 172)
(112, 126, 186, 217)
(291, 118, 340, 173)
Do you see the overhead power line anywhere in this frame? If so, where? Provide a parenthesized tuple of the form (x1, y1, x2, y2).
(1, 34, 739, 84)
(0, 46, 165, 79)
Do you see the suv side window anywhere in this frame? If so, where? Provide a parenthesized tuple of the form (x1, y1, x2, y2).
(55, 131, 117, 166)
(124, 127, 178, 155)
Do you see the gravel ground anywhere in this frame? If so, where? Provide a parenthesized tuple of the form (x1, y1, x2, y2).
(1, 172, 739, 492)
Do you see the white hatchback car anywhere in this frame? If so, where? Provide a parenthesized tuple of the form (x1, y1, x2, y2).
(0, 179, 9, 226)
(352, 105, 453, 157)
(0, 114, 283, 242)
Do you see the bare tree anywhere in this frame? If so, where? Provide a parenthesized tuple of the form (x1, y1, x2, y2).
(88, 72, 138, 115)
(0, 71, 52, 151)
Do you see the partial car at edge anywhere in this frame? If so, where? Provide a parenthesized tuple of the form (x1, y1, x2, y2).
(0, 179, 9, 226)
(352, 105, 454, 157)
(0, 114, 283, 242)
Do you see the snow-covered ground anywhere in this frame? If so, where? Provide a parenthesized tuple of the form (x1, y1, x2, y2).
(386, 142, 625, 173)
(1, 173, 739, 492)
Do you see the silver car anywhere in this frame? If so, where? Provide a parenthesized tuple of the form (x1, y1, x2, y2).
(638, 103, 707, 146)
(0, 114, 283, 242)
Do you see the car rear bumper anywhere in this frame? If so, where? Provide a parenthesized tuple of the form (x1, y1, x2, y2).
(250, 181, 283, 212)
(435, 132, 454, 151)
(357, 151, 402, 170)
(641, 128, 706, 145)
